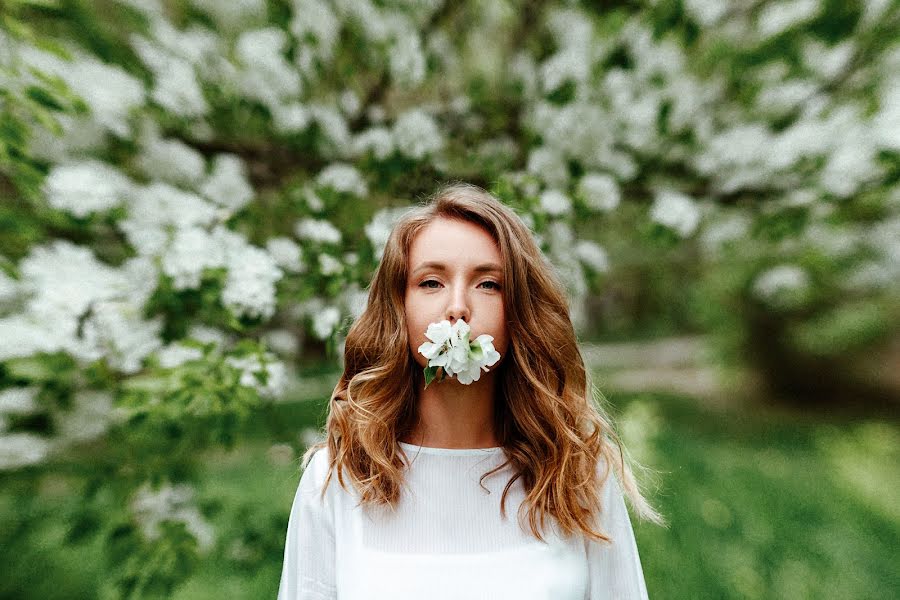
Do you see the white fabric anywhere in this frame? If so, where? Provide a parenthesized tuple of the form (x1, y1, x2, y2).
(277, 442, 649, 600)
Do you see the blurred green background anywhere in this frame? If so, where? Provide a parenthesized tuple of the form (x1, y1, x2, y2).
(0, 0, 897, 598)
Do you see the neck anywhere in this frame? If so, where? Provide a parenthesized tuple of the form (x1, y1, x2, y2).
(402, 369, 500, 449)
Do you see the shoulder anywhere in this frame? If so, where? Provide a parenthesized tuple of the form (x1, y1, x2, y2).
(594, 453, 625, 506)
(297, 445, 335, 498)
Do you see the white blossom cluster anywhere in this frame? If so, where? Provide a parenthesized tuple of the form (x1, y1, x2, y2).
(130, 481, 216, 552)
(752, 264, 812, 310)
(1, 241, 161, 370)
(225, 352, 289, 399)
(0, 388, 48, 470)
(0, 386, 122, 471)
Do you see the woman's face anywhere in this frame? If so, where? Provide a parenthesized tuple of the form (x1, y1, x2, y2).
(405, 217, 508, 372)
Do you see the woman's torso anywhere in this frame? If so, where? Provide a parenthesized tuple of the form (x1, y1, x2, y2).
(331, 443, 590, 600)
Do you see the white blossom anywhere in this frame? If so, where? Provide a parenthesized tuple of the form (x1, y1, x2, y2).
(699, 213, 752, 256)
(161, 227, 227, 289)
(545, 7, 594, 50)
(539, 189, 572, 216)
(367, 104, 387, 123)
(295, 218, 342, 244)
(145, 19, 223, 73)
(136, 136, 206, 186)
(151, 68, 207, 116)
(526, 146, 569, 188)
(309, 104, 352, 155)
(266, 237, 305, 273)
(11, 242, 159, 367)
(575, 241, 610, 273)
(75, 300, 165, 374)
(305, 188, 325, 212)
(842, 261, 895, 292)
(417, 318, 501, 385)
(25, 113, 106, 163)
(20, 241, 118, 320)
(352, 127, 395, 159)
(577, 173, 621, 212)
(756, 78, 818, 115)
(757, 0, 820, 39)
(0, 387, 39, 415)
(803, 39, 854, 80)
(235, 27, 302, 110)
(752, 264, 811, 309)
(225, 352, 287, 399)
(0, 433, 52, 471)
(317, 253, 344, 276)
(221, 244, 283, 320)
(200, 154, 255, 211)
(684, 0, 731, 26)
(262, 329, 300, 358)
(650, 190, 701, 237)
(133, 36, 208, 118)
(528, 102, 615, 169)
(860, 0, 892, 26)
(187, 325, 230, 346)
(43, 160, 132, 218)
(120, 183, 219, 256)
(316, 163, 368, 197)
(130, 481, 215, 552)
(20, 47, 145, 138)
(311, 305, 341, 340)
(54, 390, 116, 444)
(290, 0, 340, 62)
(873, 72, 900, 150)
(392, 109, 443, 159)
(540, 47, 590, 93)
(390, 32, 427, 87)
(156, 342, 204, 368)
(339, 89, 361, 116)
(508, 52, 539, 99)
(819, 134, 881, 198)
(0, 314, 64, 361)
(271, 102, 311, 133)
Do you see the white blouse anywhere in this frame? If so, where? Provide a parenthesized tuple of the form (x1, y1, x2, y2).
(277, 442, 649, 600)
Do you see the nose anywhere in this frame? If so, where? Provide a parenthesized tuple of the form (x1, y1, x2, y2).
(445, 284, 471, 324)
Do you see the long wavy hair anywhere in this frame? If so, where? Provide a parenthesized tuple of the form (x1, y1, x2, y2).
(302, 182, 666, 544)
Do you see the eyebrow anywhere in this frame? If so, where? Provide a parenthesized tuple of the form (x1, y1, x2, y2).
(412, 261, 503, 276)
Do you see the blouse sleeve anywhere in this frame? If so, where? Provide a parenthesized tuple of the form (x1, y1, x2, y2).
(277, 448, 337, 600)
(584, 466, 650, 600)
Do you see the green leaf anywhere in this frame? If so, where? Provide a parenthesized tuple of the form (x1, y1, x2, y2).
(25, 84, 66, 111)
(423, 365, 437, 387)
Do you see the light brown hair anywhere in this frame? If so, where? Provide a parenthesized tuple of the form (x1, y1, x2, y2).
(303, 181, 666, 544)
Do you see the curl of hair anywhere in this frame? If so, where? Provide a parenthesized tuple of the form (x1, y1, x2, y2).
(301, 182, 667, 545)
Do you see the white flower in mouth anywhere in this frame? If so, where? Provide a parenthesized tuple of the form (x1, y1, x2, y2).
(417, 318, 501, 386)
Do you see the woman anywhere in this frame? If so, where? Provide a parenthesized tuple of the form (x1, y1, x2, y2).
(278, 183, 666, 599)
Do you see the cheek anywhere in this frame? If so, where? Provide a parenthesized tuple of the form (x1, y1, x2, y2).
(404, 295, 428, 362)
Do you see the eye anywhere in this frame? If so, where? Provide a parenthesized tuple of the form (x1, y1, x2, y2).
(417, 279, 502, 291)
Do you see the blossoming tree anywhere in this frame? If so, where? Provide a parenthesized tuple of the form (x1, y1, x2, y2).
(0, 0, 897, 596)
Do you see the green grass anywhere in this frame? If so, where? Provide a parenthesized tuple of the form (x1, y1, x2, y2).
(623, 392, 899, 600)
(1, 391, 897, 599)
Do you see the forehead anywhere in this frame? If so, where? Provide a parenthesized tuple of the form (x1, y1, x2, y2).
(408, 217, 501, 267)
